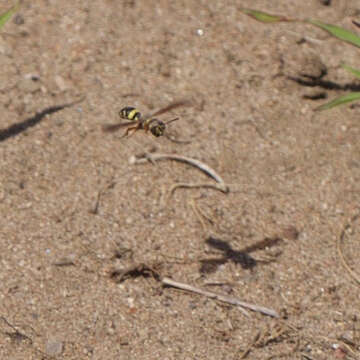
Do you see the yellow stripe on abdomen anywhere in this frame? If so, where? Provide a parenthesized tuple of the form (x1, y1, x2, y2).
(128, 108, 140, 121)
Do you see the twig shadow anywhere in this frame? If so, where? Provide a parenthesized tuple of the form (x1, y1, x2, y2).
(0, 97, 84, 142)
(288, 69, 360, 93)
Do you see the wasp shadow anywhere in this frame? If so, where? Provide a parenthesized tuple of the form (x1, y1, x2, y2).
(200, 235, 282, 274)
(0, 97, 84, 142)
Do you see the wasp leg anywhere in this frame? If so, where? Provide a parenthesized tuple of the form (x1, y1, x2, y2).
(120, 124, 141, 139)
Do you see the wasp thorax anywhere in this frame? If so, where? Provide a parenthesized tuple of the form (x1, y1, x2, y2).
(150, 120, 166, 137)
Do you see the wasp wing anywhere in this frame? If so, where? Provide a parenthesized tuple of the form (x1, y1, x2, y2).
(144, 100, 191, 120)
(102, 121, 134, 133)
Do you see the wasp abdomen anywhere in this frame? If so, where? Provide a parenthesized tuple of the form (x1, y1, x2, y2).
(119, 107, 141, 121)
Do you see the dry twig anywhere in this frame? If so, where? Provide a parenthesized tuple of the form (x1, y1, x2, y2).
(338, 213, 360, 286)
(0, 316, 55, 359)
(109, 261, 278, 318)
(129, 152, 230, 194)
(169, 182, 229, 195)
(162, 277, 279, 318)
(189, 197, 214, 232)
(0, 316, 33, 345)
(89, 178, 116, 215)
(238, 331, 261, 359)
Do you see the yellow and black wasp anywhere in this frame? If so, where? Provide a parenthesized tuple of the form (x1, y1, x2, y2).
(102, 100, 189, 138)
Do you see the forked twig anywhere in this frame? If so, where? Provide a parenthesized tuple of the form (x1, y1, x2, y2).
(130, 153, 230, 194)
(189, 197, 212, 232)
(162, 277, 279, 318)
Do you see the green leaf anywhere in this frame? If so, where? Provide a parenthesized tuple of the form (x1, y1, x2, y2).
(315, 92, 360, 111)
(0, 2, 20, 30)
(342, 64, 360, 79)
(307, 19, 360, 48)
(239, 8, 292, 23)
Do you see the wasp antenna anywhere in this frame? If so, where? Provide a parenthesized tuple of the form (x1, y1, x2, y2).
(165, 117, 179, 125)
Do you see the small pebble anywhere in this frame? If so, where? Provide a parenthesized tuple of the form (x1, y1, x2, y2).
(45, 338, 64, 356)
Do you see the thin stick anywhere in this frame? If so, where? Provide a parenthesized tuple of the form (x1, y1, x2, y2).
(189, 197, 210, 232)
(169, 182, 229, 194)
(238, 331, 261, 359)
(352, 20, 360, 29)
(89, 179, 116, 215)
(284, 29, 323, 45)
(0, 316, 33, 344)
(337, 214, 360, 286)
(130, 153, 230, 194)
(162, 277, 279, 318)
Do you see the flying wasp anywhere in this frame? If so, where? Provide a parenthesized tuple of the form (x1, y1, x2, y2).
(102, 100, 189, 138)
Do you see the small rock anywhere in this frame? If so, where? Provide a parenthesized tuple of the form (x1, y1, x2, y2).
(45, 338, 64, 356)
(54, 75, 68, 91)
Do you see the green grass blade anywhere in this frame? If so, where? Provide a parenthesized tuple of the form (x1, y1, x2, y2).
(315, 92, 360, 111)
(307, 19, 360, 48)
(0, 2, 19, 30)
(342, 64, 360, 79)
(239, 8, 293, 23)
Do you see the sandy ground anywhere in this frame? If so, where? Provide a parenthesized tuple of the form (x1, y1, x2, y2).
(0, 0, 360, 359)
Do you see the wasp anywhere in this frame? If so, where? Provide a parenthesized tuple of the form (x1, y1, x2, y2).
(102, 100, 189, 138)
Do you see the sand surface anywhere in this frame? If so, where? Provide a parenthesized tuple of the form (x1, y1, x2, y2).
(0, 1, 359, 359)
